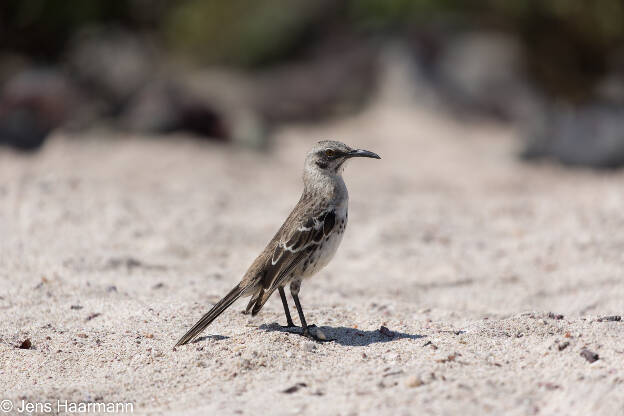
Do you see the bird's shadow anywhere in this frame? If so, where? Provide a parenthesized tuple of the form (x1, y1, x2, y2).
(259, 323, 424, 346)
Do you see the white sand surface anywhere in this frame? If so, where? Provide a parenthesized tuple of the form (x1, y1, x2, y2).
(2, 95, 624, 415)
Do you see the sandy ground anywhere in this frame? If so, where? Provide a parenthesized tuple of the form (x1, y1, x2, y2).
(2, 75, 624, 415)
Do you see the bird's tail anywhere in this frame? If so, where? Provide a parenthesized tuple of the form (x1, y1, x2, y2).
(175, 284, 245, 347)
(244, 288, 263, 314)
(251, 287, 274, 316)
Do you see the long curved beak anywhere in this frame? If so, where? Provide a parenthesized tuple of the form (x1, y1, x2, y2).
(347, 149, 381, 159)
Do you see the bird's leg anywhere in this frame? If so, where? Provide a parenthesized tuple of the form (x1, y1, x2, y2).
(278, 287, 295, 328)
(292, 293, 308, 328)
(290, 281, 331, 342)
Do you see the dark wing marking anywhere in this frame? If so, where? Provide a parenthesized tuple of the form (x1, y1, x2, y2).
(251, 248, 313, 316)
(323, 211, 335, 235)
(263, 208, 336, 291)
(270, 209, 334, 267)
(266, 249, 310, 294)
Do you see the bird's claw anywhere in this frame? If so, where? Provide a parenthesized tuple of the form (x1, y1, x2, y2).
(303, 325, 334, 343)
(278, 323, 333, 342)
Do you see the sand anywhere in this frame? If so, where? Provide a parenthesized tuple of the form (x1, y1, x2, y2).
(2, 84, 624, 415)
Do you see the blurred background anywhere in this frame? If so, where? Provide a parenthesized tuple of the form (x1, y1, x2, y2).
(1, 0, 623, 167)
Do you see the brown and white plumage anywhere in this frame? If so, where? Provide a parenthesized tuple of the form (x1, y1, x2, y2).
(175, 140, 380, 347)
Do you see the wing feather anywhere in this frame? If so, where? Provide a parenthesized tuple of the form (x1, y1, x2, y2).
(265, 209, 336, 291)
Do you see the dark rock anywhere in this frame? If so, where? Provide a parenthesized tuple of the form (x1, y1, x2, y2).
(598, 48, 624, 105)
(596, 50, 624, 105)
(522, 103, 624, 168)
(120, 79, 229, 139)
(254, 36, 379, 123)
(176, 70, 267, 147)
(0, 54, 29, 87)
(120, 80, 180, 133)
(86, 313, 101, 321)
(64, 27, 266, 145)
(597, 315, 621, 322)
(580, 349, 599, 363)
(0, 68, 81, 150)
(379, 326, 395, 337)
(65, 27, 157, 109)
(282, 382, 307, 394)
(596, 71, 624, 105)
(430, 31, 541, 122)
(18, 338, 32, 349)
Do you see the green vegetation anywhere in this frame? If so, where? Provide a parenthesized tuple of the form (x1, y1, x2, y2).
(1, 0, 622, 85)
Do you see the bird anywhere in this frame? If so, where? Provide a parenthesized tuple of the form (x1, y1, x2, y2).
(175, 140, 380, 346)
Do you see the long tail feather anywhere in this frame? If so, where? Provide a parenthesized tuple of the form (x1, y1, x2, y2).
(244, 288, 263, 314)
(251, 287, 275, 316)
(175, 284, 244, 347)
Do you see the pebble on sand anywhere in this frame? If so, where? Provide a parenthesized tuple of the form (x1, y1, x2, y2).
(19, 339, 32, 349)
(405, 376, 424, 388)
(580, 349, 599, 363)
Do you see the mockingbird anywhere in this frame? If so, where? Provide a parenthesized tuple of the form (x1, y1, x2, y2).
(175, 140, 380, 346)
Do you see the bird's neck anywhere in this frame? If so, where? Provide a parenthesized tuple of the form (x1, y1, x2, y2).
(303, 169, 348, 203)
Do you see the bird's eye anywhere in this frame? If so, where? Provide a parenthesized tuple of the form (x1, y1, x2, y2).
(325, 149, 335, 157)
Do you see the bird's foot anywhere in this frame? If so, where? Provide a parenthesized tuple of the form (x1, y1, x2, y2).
(279, 317, 297, 329)
(302, 324, 334, 343)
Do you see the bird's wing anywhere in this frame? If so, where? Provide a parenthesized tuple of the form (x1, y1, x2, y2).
(263, 208, 336, 292)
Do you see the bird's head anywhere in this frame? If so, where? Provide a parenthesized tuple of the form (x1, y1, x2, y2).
(304, 140, 380, 177)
